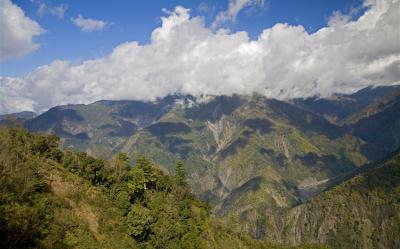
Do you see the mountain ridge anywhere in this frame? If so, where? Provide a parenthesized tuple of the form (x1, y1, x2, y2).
(1, 85, 399, 248)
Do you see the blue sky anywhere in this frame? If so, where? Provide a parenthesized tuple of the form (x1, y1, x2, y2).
(2, 0, 365, 77)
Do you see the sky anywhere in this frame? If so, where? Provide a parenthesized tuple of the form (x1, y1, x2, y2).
(0, 0, 399, 114)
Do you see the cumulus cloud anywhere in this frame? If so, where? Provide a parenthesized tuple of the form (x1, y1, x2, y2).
(212, 0, 266, 29)
(71, 15, 108, 32)
(0, 0, 399, 114)
(0, 0, 44, 61)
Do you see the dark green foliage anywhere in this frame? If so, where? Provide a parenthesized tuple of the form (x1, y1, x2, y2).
(63, 151, 108, 185)
(146, 122, 191, 137)
(0, 128, 68, 249)
(244, 118, 272, 134)
(135, 155, 157, 189)
(119, 156, 211, 248)
(111, 153, 131, 183)
(126, 203, 153, 240)
(174, 160, 187, 186)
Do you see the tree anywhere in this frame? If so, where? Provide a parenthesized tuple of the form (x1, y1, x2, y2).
(126, 167, 146, 201)
(125, 203, 153, 240)
(112, 153, 130, 183)
(110, 184, 132, 215)
(175, 161, 187, 187)
(62, 151, 107, 185)
(135, 156, 156, 190)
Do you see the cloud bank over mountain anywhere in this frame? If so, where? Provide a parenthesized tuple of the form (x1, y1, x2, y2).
(1, 0, 399, 114)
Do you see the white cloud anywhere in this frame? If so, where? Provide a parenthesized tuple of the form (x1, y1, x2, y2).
(71, 15, 108, 32)
(49, 4, 68, 19)
(212, 0, 266, 29)
(0, 0, 399, 114)
(36, 1, 68, 19)
(0, 77, 36, 113)
(0, 0, 44, 61)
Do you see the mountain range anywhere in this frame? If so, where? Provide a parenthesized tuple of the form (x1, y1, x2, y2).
(2, 85, 400, 248)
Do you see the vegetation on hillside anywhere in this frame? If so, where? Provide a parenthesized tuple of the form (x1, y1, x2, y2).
(2, 86, 399, 249)
(17, 87, 399, 242)
(0, 128, 329, 249)
(281, 150, 400, 249)
(123, 94, 371, 234)
(231, 150, 400, 249)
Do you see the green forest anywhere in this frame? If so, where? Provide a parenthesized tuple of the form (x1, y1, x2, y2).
(0, 127, 329, 249)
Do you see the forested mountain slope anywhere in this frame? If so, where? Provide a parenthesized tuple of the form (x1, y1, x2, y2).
(220, 149, 400, 249)
(349, 90, 400, 155)
(122, 94, 373, 220)
(2, 85, 399, 249)
(0, 128, 328, 249)
(282, 149, 400, 249)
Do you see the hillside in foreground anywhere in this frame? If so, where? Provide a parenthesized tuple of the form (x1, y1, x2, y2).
(0, 128, 329, 249)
